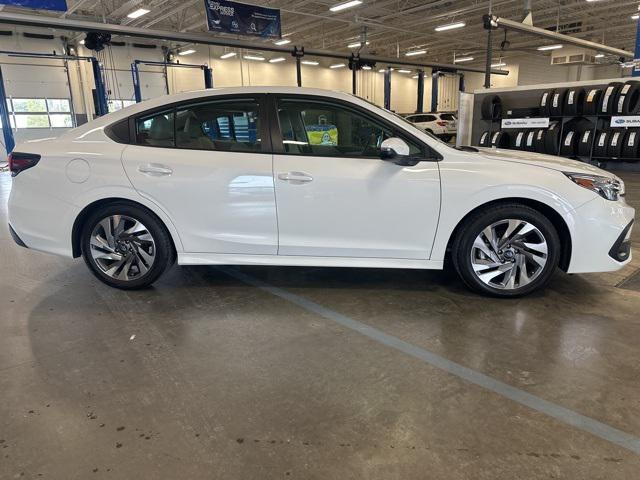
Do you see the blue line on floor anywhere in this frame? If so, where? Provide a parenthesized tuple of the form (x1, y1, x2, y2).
(221, 267, 640, 455)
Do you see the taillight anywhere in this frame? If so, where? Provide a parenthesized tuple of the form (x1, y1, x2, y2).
(437, 121, 448, 126)
(8, 152, 41, 177)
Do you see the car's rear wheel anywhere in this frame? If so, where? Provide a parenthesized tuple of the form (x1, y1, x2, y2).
(451, 204, 560, 297)
(81, 203, 173, 289)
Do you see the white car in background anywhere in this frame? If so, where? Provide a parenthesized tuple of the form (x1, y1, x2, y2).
(7, 86, 634, 297)
(404, 112, 456, 142)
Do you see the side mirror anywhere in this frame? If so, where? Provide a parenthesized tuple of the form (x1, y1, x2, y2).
(380, 137, 420, 166)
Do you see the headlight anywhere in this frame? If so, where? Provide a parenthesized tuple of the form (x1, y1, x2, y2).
(563, 172, 624, 201)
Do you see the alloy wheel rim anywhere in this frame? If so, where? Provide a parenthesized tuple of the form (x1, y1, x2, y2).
(89, 215, 156, 281)
(470, 219, 548, 290)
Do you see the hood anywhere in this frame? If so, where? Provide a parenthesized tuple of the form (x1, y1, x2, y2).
(474, 147, 614, 177)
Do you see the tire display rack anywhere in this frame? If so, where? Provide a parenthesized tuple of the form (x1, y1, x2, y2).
(469, 78, 640, 172)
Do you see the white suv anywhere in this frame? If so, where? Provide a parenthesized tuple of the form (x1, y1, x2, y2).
(7, 87, 634, 296)
(404, 112, 456, 142)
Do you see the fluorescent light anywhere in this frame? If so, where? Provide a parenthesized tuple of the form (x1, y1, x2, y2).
(405, 49, 427, 57)
(435, 22, 466, 32)
(220, 52, 237, 59)
(269, 57, 286, 63)
(633, 14, 640, 20)
(537, 44, 563, 51)
(127, 8, 150, 19)
(244, 55, 265, 61)
(362, 65, 372, 70)
(397, 69, 411, 73)
(348, 41, 369, 48)
(274, 39, 291, 45)
(330, 63, 346, 68)
(329, 0, 362, 12)
(491, 62, 507, 67)
(412, 75, 419, 79)
(595, 53, 605, 58)
(79, 39, 85, 45)
(378, 69, 386, 73)
(454, 56, 474, 63)
(301, 60, 319, 65)
(179, 49, 195, 56)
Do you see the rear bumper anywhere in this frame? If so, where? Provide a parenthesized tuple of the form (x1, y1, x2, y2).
(566, 196, 635, 274)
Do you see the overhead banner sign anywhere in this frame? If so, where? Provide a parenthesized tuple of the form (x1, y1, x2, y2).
(501, 118, 550, 129)
(0, 0, 67, 11)
(204, 0, 281, 39)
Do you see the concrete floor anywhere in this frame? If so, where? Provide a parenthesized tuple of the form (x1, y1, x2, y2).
(1, 170, 640, 480)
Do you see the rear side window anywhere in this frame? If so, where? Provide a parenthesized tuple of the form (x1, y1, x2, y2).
(135, 110, 175, 147)
(175, 99, 261, 152)
(439, 113, 455, 120)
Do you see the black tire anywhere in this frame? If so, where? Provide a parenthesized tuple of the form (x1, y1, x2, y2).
(490, 130, 510, 148)
(80, 202, 174, 289)
(616, 81, 640, 114)
(543, 122, 561, 155)
(622, 128, 640, 159)
(451, 204, 560, 297)
(607, 130, 625, 159)
(539, 89, 555, 117)
(583, 88, 602, 115)
(563, 87, 585, 116)
(534, 128, 547, 153)
(481, 95, 502, 120)
(478, 130, 490, 146)
(593, 130, 611, 158)
(577, 128, 595, 157)
(549, 88, 567, 117)
(523, 130, 537, 152)
(599, 82, 624, 115)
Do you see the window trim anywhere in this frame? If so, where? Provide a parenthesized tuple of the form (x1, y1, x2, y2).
(127, 93, 272, 154)
(267, 94, 442, 161)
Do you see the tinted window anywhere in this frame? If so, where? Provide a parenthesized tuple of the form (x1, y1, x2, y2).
(277, 99, 422, 157)
(136, 110, 174, 147)
(439, 113, 455, 120)
(175, 99, 261, 152)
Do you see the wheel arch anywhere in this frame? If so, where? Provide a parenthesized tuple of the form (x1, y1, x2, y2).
(71, 197, 178, 259)
(445, 197, 572, 272)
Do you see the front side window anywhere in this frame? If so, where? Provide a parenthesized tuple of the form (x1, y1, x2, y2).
(277, 98, 422, 157)
(175, 99, 261, 152)
(136, 110, 175, 147)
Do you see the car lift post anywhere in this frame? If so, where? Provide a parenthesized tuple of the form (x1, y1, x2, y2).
(416, 70, 424, 113)
(431, 70, 439, 112)
(131, 60, 214, 102)
(0, 65, 15, 153)
(383, 67, 391, 110)
(90, 57, 109, 117)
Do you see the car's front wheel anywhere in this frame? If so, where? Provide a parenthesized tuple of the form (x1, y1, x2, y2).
(451, 204, 560, 297)
(81, 203, 173, 289)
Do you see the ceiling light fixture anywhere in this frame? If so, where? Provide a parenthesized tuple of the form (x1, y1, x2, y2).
(348, 41, 370, 48)
(220, 52, 237, 59)
(269, 57, 286, 63)
(491, 62, 507, 67)
(330, 63, 346, 68)
(244, 55, 265, 61)
(405, 49, 427, 57)
(537, 44, 563, 51)
(329, 0, 363, 12)
(178, 49, 195, 56)
(595, 53, 605, 58)
(127, 8, 150, 19)
(301, 60, 319, 65)
(435, 22, 466, 32)
(274, 39, 291, 45)
(397, 69, 411, 73)
(454, 56, 474, 63)
(362, 65, 372, 70)
(633, 14, 640, 20)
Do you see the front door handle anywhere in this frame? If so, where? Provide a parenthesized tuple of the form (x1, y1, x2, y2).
(278, 171, 313, 184)
(138, 163, 173, 176)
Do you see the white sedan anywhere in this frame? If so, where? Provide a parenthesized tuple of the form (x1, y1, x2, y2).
(7, 87, 634, 297)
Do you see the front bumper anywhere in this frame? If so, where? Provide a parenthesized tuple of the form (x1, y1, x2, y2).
(8, 224, 28, 248)
(566, 196, 635, 274)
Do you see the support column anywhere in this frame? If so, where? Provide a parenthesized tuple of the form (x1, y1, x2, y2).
(634, 17, 640, 77)
(431, 71, 439, 113)
(416, 70, 424, 113)
(131, 61, 142, 103)
(383, 67, 391, 110)
(0, 66, 15, 154)
(204, 66, 214, 88)
(292, 47, 304, 87)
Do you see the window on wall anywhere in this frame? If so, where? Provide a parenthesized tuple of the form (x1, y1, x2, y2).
(5, 97, 74, 129)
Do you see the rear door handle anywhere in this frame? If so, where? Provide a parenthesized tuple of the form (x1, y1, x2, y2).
(278, 171, 313, 184)
(138, 163, 173, 176)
